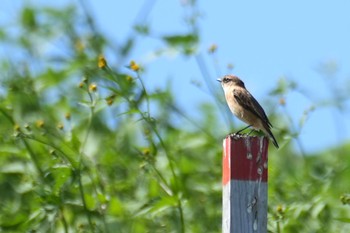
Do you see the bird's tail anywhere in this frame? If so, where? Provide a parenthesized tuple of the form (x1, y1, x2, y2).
(263, 126, 279, 149)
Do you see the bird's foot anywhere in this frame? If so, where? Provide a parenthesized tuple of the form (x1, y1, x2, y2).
(229, 132, 243, 140)
(235, 125, 252, 135)
(230, 132, 241, 136)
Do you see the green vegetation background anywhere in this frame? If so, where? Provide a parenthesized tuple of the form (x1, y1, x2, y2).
(0, 2, 349, 233)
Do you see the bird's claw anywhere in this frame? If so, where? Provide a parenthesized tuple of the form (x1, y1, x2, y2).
(229, 132, 243, 140)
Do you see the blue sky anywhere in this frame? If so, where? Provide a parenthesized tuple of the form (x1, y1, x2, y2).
(88, 0, 350, 153)
(3, 0, 350, 153)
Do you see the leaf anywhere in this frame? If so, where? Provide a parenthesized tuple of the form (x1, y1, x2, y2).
(134, 25, 149, 35)
(108, 198, 124, 216)
(0, 28, 6, 40)
(70, 130, 82, 152)
(120, 38, 134, 56)
(0, 162, 26, 174)
(270, 77, 288, 95)
(84, 193, 97, 211)
(334, 218, 350, 223)
(0, 145, 23, 155)
(163, 34, 198, 49)
(36, 68, 70, 89)
(0, 212, 28, 227)
(21, 7, 37, 30)
(135, 196, 177, 217)
(51, 164, 72, 195)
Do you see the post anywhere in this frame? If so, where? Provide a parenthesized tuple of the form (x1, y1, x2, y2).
(222, 134, 268, 233)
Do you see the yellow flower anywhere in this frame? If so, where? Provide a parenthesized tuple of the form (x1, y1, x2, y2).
(65, 112, 71, 121)
(14, 124, 21, 132)
(89, 83, 97, 92)
(105, 94, 116, 106)
(227, 63, 234, 70)
(208, 44, 217, 53)
(106, 99, 113, 106)
(142, 148, 150, 156)
(98, 55, 107, 69)
(276, 205, 284, 214)
(36, 120, 45, 128)
(78, 77, 88, 88)
(126, 75, 133, 83)
(279, 97, 286, 106)
(57, 123, 64, 130)
(130, 60, 140, 72)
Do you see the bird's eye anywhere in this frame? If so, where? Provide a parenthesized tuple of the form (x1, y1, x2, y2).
(223, 78, 230, 83)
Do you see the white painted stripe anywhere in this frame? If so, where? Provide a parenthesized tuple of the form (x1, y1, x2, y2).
(223, 179, 267, 233)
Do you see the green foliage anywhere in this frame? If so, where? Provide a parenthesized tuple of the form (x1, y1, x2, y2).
(0, 2, 349, 233)
(268, 143, 350, 232)
(163, 34, 199, 55)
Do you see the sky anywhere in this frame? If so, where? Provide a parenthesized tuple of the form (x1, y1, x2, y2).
(2, 0, 350, 153)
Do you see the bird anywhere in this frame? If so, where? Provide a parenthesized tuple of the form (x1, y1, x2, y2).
(217, 75, 279, 148)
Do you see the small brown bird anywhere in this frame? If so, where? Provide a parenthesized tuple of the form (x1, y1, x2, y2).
(218, 75, 279, 148)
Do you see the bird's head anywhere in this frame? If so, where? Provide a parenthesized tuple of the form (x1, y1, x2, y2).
(217, 75, 245, 89)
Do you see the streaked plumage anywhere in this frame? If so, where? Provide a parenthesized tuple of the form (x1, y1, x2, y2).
(218, 75, 279, 148)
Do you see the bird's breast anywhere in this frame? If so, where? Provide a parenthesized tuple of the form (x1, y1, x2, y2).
(224, 90, 260, 127)
(224, 92, 244, 119)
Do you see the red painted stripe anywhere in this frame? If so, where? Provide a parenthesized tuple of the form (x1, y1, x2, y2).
(222, 135, 268, 185)
(222, 138, 231, 185)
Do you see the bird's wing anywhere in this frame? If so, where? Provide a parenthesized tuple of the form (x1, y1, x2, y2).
(233, 89, 272, 127)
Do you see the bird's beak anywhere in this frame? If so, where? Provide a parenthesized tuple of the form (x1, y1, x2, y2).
(217, 78, 222, 82)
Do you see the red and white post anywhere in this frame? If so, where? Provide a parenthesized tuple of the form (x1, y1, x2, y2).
(222, 135, 269, 233)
